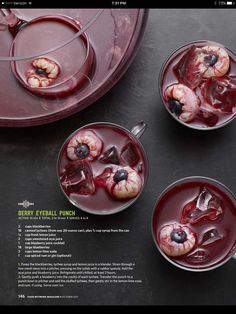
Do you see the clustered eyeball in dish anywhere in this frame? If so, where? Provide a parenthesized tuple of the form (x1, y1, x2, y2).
(163, 43, 236, 127)
(165, 83, 200, 123)
(159, 223, 196, 257)
(27, 57, 60, 88)
(67, 130, 103, 161)
(106, 166, 142, 199)
(62, 129, 143, 201)
(158, 186, 224, 258)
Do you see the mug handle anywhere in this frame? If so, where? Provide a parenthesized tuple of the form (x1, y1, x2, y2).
(130, 121, 147, 139)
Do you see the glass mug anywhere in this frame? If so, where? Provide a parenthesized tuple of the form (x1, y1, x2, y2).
(57, 121, 148, 215)
(159, 40, 236, 130)
(152, 176, 236, 272)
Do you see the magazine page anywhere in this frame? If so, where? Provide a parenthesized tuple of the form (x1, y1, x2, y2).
(0, 0, 235, 307)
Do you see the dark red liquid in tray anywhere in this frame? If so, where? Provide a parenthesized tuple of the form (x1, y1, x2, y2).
(58, 124, 147, 214)
(160, 41, 236, 128)
(0, 9, 145, 126)
(152, 179, 236, 269)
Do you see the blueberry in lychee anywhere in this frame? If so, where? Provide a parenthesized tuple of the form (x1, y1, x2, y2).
(113, 169, 128, 183)
(75, 143, 90, 159)
(169, 99, 183, 116)
(170, 229, 187, 243)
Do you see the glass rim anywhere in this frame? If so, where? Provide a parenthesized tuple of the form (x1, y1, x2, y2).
(158, 39, 236, 131)
(151, 176, 236, 272)
(56, 121, 149, 216)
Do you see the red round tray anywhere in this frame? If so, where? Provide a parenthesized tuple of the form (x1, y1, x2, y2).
(0, 9, 148, 127)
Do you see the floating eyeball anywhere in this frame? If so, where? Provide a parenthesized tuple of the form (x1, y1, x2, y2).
(165, 84, 200, 123)
(201, 45, 230, 78)
(26, 57, 60, 88)
(158, 223, 196, 257)
(106, 166, 142, 199)
(67, 130, 103, 161)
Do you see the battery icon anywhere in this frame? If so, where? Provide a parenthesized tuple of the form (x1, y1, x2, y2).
(227, 1, 234, 4)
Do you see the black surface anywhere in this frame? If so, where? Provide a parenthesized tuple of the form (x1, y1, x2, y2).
(1, 9, 236, 305)
(0, 0, 229, 9)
